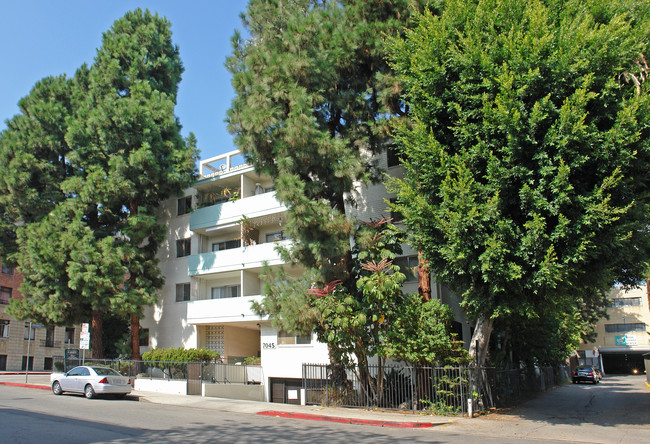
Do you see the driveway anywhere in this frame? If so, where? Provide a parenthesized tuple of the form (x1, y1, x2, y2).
(447, 375, 650, 443)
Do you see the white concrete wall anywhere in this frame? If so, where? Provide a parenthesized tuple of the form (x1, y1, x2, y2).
(141, 191, 198, 351)
(259, 326, 329, 380)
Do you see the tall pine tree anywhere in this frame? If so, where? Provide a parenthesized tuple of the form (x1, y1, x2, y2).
(227, 0, 430, 361)
(1, 9, 197, 358)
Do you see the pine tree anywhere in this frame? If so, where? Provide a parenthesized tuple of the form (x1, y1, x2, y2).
(1, 9, 198, 358)
(228, 0, 430, 363)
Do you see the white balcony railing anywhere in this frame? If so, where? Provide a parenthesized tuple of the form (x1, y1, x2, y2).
(190, 192, 286, 232)
(188, 240, 291, 276)
(186, 295, 266, 324)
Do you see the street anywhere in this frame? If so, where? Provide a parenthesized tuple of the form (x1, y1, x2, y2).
(0, 375, 648, 443)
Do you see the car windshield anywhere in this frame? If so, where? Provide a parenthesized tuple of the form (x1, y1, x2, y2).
(92, 367, 122, 376)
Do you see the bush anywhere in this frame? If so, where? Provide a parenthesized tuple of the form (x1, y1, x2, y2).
(141, 347, 219, 362)
(244, 356, 261, 365)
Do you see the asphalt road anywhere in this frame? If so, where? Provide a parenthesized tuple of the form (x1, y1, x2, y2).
(0, 375, 648, 443)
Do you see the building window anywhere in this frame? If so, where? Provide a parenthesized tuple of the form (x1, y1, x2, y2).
(24, 323, 35, 340)
(608, 298, 642, 307)
(1, 264, 13, 275)
(45, 326, 55, 347)
(0, 287, 11, 305)
(44, 357, 53, 371)
(176, 238, 191, 258)
(0, 355, 6, 371)
(65, 327, 75, 344)
(176, 283, 191, 302)
(0, 320, 9, 338)
(604, 323, 646, 333)
(211, 285, 241, 299)
(389, 198, 403, 222)
(177, 196, 192, 216)
(387, 145, 400, 167)
(212, 239, 241, 251)
(21, 356, 34, 371)
(139, 328, 149, 347)
(394, 255, 419, 282)
(278, 331, 311, 345)
(265, 231, 287, 242)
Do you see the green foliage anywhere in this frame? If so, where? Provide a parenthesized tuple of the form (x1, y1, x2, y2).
(227, 0, 431, 284)
(388, 0, 650, 362)
(141, 347, 219, 362)
(243, 356, 261, 365)
(0, 9, 198, 356)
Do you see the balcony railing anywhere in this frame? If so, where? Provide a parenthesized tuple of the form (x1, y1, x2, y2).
(187, 295, 266, 324)
(190, 192, 286, 232)
(188, 240, 290, 276)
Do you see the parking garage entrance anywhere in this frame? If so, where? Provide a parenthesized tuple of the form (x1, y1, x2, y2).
(600, 348, 649, 374)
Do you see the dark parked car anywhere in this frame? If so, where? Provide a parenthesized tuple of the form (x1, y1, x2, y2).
(572, 366, 601, 384)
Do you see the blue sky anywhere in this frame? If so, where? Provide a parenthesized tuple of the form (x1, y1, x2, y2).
(0, 1, 249, 161)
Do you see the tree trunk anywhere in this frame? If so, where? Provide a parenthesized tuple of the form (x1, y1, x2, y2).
(131, 313, 140, 360)
(417, 251, 431, 302)
(468, 316, 494, 368)
(91, 309, 103, 358)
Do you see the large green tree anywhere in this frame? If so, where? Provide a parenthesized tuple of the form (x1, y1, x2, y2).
(388, 0, 650, 366)
(1, 9, 197, 358)
(227, 0, 432, 363)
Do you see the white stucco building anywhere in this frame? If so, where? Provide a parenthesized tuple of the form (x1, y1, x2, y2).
(141, 148, 470, 402)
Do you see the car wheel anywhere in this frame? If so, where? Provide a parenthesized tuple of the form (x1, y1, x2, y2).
(52, 381, 63, 395)
(572, 380, 577, 384)
(84, 384, 95, 399)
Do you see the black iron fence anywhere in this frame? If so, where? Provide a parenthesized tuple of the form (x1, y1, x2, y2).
(303, 363, 571, 415)
(303, 363, 471, 414)
(52, 357, 264, 385)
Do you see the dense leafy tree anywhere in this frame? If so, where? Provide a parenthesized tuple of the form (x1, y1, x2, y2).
(255, 218, 463, 379)
(2, 9, 197, 358)
(388, 0, 650, 366)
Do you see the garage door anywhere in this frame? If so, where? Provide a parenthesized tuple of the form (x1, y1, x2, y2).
(270, 377, 302, 404)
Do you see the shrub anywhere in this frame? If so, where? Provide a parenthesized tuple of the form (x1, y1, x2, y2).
(142, 347, 219, 362)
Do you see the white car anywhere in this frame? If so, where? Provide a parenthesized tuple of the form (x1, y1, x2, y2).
(51, 366, 132, 399)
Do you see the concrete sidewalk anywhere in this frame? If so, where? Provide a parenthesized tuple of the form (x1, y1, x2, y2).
(0, 373, 459, 429)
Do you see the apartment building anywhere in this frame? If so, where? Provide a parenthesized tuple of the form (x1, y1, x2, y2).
(141, 148, 471, 401)
(578, 285, 650, 374)
(0, 262, 79, 371)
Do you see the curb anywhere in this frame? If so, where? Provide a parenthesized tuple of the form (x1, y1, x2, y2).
(0, 382, 50, 391)
(257, 410, 442, 428)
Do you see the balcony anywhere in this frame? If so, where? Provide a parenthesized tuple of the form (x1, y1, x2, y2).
(188, 240, 291, 276)
(187, 295, 266, 324)
(190, 192, 286, 232)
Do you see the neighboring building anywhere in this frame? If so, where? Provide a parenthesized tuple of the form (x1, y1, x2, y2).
(141, 148, 470, 401)
(578, 285, 650, 374)
(0, 262, 79, 371)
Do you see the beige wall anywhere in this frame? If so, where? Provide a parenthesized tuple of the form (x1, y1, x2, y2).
(580, 285, 650, 352)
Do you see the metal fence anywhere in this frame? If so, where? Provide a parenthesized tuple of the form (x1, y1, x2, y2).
(303, 363, 571, 415)
(52, 357, 263, 385)
(303, 364, 471, 415)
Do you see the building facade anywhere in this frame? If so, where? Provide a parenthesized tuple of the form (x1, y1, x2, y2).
(0, 262, 79, 371)
(141, 148, 470, 400)
(578, 285, 650, 374)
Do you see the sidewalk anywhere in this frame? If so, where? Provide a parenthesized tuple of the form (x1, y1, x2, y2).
(0, 372, 459, 429)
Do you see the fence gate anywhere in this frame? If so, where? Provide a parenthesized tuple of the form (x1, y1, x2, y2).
(187, 362, 202, 395)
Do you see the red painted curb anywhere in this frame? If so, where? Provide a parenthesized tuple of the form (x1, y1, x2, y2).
(257, 410, 440, 428)
(0, 382, 51, 391)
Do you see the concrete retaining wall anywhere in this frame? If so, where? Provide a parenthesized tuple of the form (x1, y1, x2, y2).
(135, 378, 187, 395)
(203, 383, 265, 402)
